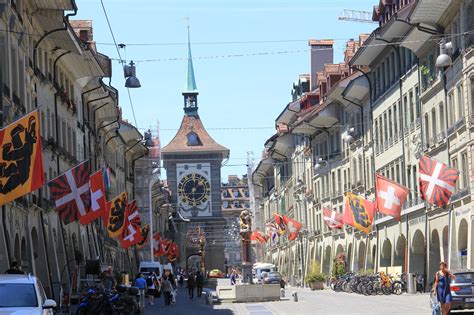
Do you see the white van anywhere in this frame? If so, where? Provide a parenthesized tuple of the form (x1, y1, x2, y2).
(138, 261, 173, 279)
(252, 263, 275, 283)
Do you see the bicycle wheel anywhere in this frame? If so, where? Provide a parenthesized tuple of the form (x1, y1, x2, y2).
(382, 284, 392, 295)
(392, 281, 403, 295)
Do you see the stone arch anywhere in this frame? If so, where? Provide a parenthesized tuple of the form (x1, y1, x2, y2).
(410, 230, 425, 274)
(347, 243, 353, 271)
(371, 245, 376, 270)
(442, 226, 449, 264)
(31, 227, 51, 295)
(31, 227, 39, 260)
(21, 237, 28, 272)
(322, 245, 331, 274)
(14, 234, 20, 263)
(357, 241, 366, 271)
(429, 229, 441, 284)
(380, 239, 392, 267)
(317, 245, 322, 261)
(394, 235, 406, 271)
(336, 244, 344, 256)
(458, 219, 468, 269)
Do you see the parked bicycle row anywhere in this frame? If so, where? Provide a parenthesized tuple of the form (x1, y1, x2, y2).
(330, 272, 425, 296)
(76, 284, 139, 315)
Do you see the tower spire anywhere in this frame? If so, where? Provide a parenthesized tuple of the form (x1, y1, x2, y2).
(182, 20, 199, 115)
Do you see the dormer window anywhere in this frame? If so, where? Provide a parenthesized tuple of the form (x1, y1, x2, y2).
(187, 131, 202, 146)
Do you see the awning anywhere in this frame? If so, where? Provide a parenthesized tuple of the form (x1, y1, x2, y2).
(270, 133, 293, 159)
(62, 49, 105, 79)
(118, 122, 142, 145)
(305, 102, 341, 128)
(342, 75, 370, 104)
(35, 10, 81, 54)
(32, 0, 76, 10)
(400, 26, 434, 56)
(252, 158, 275, 183)
(326, 73, 362, 104)
(275, 100, 301, 125)
(409, 0, 453, 25)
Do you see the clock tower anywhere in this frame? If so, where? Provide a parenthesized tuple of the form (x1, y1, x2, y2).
(162, 26, 229, 271)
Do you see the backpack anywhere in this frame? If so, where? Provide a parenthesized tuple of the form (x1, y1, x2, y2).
(146, 277, 153, 286)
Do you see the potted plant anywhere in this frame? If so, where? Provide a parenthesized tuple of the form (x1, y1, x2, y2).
(304, 261, 326, 290)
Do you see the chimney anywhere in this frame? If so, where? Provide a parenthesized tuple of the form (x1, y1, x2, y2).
(308, 39, 334, 91)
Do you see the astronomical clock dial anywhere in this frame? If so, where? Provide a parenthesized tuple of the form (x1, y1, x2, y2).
(177, 173, 211, 207)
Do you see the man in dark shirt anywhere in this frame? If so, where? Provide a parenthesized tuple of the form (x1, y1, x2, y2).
(5, 261, 25, 274)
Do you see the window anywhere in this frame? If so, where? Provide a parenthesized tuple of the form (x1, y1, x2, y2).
(439, 102, 445, 134)
(388, 109, 393, 139)
(403, 94, 408, 129)
(461, 152, 468, 189)
(457, 84, 464, 122)
(383, 111, 388, 142)
(412, 165, 418, 200)
(448, 93, 455, 124)
(409, 90, 414, 124)
(375, 119, 379, 150)
(396, 164, 400, 183)
(452, 158, 459, 190)
(337, 169, 341, 193)
(415, 85, 420, 119)
(393, 103, 398, 136)
(431, 109, 437, 141)
(424, 113, 430, 144)
(186, 132, 201, 146)
(233, 201, 240, 208)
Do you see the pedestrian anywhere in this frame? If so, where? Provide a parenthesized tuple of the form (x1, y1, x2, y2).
(230, 270, 236, 285)
(187, 271, 196, 300)
(102, 266, 116, 291)
(134, 273, 147, 310)
(4, 261, 25, 274)
(178, 273, 184, 287)
(433, 261, 456, 315)
(147, 272, 158, 305)
(196, 271, 204, 298)
(161, 270, 173, 306)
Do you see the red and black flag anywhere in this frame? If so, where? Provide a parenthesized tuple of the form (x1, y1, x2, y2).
(167, 242, 179, 262)
(48, 161, 90, 225)
(343, 192, 375, 234)
(0, 110, 44, 206)
(418, 155, 459, 209)
(274, 213, 287, 235)
(136, 224, 150, 249)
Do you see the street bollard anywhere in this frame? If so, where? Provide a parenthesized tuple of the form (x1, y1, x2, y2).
(292, 291, 298, 302)
(206, 292, 213, 305)
(280, 288, 285, 298)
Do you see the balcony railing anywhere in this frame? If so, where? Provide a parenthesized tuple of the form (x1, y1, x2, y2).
(450, 187, 470, 202)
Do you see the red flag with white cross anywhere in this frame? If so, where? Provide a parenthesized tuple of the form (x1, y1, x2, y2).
(153, 232, 165, 257)
(48, 161, 90, 225)
(418, 155, 459, 209)
(322, 207, 344, 229)
(79, 170, 106, 225)
(119, 200, 142, 249)
(282, 216, 302, 241)
(375, 174, 409, 221)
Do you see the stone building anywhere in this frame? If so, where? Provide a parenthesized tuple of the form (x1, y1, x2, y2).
(0, 1, 146, 303)
(252, 0, 474, 288)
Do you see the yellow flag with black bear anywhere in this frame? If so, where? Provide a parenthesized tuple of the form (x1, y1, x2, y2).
(0, 111, 44, 205)
(106, 192, 128, 238)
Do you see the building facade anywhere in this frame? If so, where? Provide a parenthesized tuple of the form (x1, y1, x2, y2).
(252, 0, 474, 288)
(0, 1, 146, 303)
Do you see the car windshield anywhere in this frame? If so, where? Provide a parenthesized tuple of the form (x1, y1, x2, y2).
(452, 272, 474, 283)
(268, 272, 281, 277)
(0, 283, 38, 307)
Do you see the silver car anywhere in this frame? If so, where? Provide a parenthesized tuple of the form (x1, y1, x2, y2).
(0, 274, 56, 314)
(450, 270, 474, 312)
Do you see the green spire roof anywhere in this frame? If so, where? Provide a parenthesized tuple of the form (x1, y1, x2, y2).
(185, 26, 197, 93)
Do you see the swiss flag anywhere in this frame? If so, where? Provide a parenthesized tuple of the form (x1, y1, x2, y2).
(153, 232, 165, 257)
(375, 174, 409, 221)
(419, 155, 459, 208)
(251, 230, 269, 244)
(80, 171, 106, 225)
(322, 207, 344, 229)
(119, 200, 142, 248)
(283, 216, 302, 241)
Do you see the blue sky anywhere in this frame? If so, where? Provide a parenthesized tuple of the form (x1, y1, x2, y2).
(75, 0, 376, 181)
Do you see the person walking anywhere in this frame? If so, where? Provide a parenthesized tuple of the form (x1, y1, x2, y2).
(134, 273, 147, 311)
(102, 266, 116, 292)
(147, 272, 158, 305)
(187, 271, 196, 300)
(196, 271, 204, 298)
(161, 271, 173, 306)
(4, 261, 25, 274)
(230, 270, 236, 285)
(433, 261, 456, 315)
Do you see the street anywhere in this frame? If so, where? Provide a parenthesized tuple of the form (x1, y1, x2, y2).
(144, 286, 432, 315)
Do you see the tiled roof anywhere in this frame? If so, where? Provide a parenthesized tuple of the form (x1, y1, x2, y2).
(308, 39, 335, 46)
(162, 114, 229, 156)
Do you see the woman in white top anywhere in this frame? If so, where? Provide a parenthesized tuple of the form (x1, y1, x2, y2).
(147, 272, 159, 305)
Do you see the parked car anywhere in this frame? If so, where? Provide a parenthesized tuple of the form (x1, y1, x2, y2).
(0, 274, 56, 314)
(450, 270, 474, 312)
(208, 269, 225, 278)
(263, 271, 282, 285)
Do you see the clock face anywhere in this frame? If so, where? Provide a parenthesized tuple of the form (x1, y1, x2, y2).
(178, 173, 211, 207)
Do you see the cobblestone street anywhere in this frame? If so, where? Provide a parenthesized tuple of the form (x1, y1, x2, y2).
(144, 286, 433, 315)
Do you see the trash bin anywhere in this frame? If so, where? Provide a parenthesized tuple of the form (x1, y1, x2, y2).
(406, 273, 417, 294)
